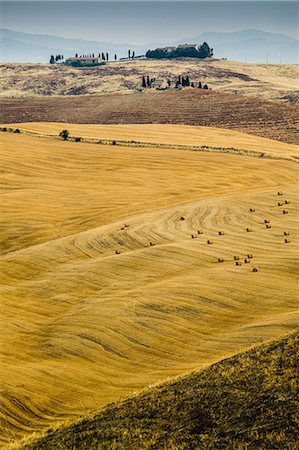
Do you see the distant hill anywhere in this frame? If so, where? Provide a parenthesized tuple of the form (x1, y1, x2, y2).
(0, 28, 145, 63)
(1, 28, 298, 63)
(19, 332, 299, 449)
(177, 29, 299, 64)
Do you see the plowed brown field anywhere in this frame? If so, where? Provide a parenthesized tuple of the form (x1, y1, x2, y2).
(1, 90, 299, 144)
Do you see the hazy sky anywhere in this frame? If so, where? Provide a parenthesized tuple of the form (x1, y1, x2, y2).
(1, 2, 298, 43)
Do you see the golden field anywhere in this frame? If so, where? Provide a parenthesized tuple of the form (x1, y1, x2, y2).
(17, 332, 299, 450)
(6, 122, 299, 158)
(0, 126, 298, 447)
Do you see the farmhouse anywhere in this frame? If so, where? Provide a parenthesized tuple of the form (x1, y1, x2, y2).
(177, 44, 198, 50)
(158, 44, 198, 52)
(65, 56, 101, 66)
(157, 46, 176, 53)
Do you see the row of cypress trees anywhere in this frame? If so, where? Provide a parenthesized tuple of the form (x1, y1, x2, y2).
(142, 75, 209, 89)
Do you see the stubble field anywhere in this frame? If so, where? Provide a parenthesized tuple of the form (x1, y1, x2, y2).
(1, 59, 298, 102)
(0, 125, 298, 447)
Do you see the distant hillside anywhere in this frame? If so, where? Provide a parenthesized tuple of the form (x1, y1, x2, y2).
(1, 28, 298, 63)
(0, 28, 144, 63)
(179, 30, 299, 64)
(19, 332, 299, 449)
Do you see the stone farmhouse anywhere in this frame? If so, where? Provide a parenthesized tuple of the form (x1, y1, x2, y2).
(157, 44, 198, 53)
(65, 56, 101, 66)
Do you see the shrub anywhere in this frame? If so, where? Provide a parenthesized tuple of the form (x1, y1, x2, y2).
(0, 127, 7, 132)
(69, 60, 83, 67)
(59, 130, 69, 140)
(14, 128, 21, 133)
(75, 137, 81, 142)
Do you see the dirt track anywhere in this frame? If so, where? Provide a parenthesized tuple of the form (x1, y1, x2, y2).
(1, 90, 298, 144)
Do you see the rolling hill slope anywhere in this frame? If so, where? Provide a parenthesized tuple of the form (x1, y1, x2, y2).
(7, 122, 298, 158)
(17, 332, 299, 450)
(1, 59, 298, 103)
(1, 89, 299, 145)
(1, 127, 298, 446)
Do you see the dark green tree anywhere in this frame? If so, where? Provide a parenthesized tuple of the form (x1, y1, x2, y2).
(49, 55, 55, 64)
(128, 49, 131, 59)
(146, 49, 166, 59)
(142, 76, 146, 88)
(106, 53, 109, 61)
(198, 42, 213, 58)
(59, 130, 69, 140)
(114, 54, 117, 61)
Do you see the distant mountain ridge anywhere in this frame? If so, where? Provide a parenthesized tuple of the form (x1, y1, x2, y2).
(0, 27, 298, 63)
(0, 28, 143, 63)
(178, 29, 299, 63)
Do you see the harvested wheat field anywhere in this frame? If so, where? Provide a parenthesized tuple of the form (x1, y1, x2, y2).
(7, 122, 299, 159)
(0, 127, 298, 447)
(17, 332, 299, 450)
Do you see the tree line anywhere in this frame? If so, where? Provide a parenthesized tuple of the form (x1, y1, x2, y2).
(50, 49, 140, 64)
(142, 75, 209, 89)
(146, 42, 213, 59)
(49, 54, 64, 64)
